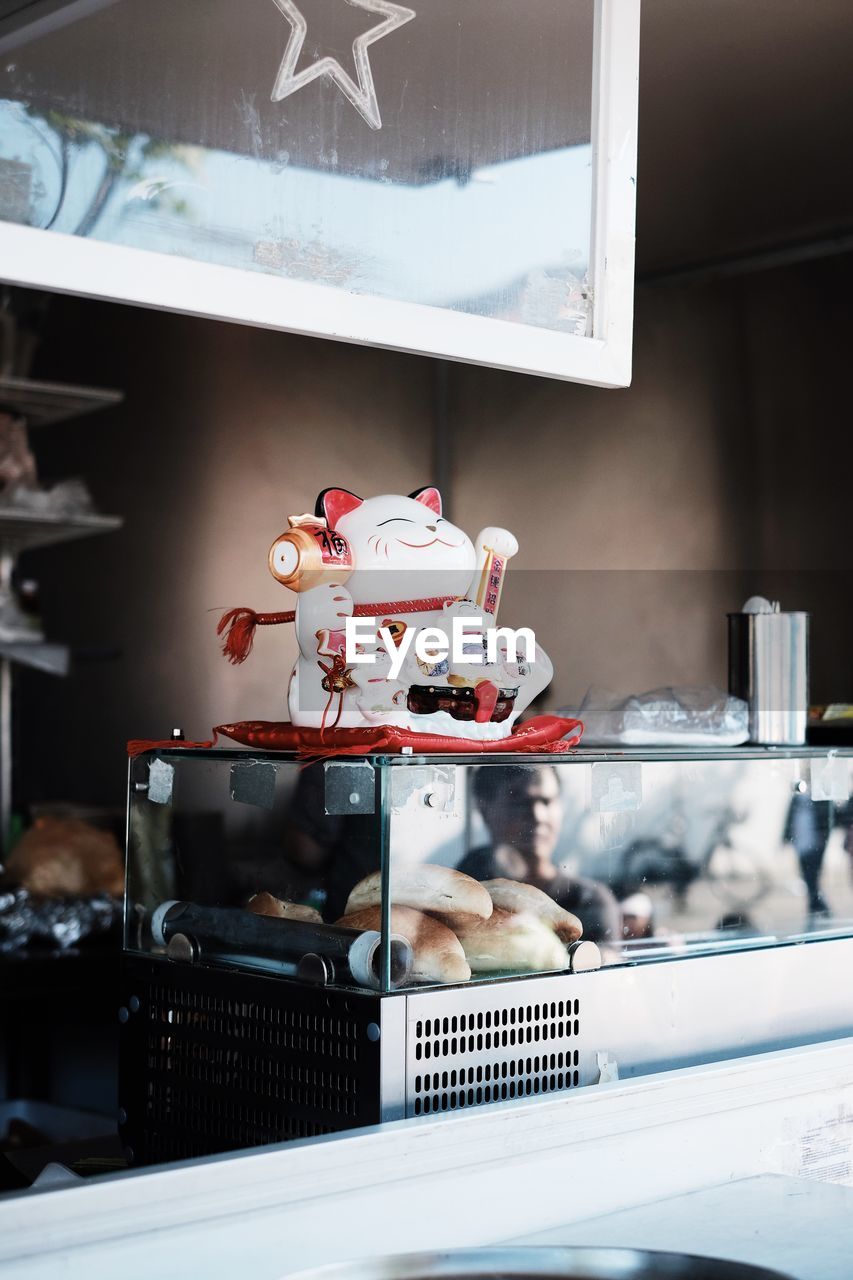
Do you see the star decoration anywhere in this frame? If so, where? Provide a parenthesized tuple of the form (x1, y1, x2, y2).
(270, 0, 416, 131)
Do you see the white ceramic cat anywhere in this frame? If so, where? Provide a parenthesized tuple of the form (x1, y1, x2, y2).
(284, 488, 552, 739)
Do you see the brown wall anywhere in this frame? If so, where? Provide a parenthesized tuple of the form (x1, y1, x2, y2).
(20, 252, 853, 806)
(449, 255, 853, 712)
(450, 279, 753, 711)
(21, 301, 434, 804)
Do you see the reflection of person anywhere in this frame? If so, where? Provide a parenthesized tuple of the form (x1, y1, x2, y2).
(457, 764, 621, 944)
(838, 800, 853, 876)
(784, 793, 833, 916)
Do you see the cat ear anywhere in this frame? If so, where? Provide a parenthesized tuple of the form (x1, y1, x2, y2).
(409, 487, 442, 517)
(315, 488, 363, 527)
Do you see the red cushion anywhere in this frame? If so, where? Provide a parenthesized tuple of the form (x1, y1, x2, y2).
(128, 716, 583, 758)
(214, 714, 582, 755)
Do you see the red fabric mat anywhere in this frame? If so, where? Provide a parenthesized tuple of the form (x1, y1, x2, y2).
(128, 715, 583, 758)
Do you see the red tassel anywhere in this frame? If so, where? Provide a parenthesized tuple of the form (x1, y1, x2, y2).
(216, 596, 458, 665)
(217, 607, 295, 664)
(218, 608, 259, 665)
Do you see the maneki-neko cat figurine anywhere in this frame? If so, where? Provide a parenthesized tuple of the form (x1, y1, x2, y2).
(219, 487, 554, 742)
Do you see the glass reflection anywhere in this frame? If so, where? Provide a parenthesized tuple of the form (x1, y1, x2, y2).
(0, 0, 595, 334)
(385, 756, 853, 970)
(456, 763, 621, 947)
(126, 751, 853, 989)
(454, 758, 853, 965)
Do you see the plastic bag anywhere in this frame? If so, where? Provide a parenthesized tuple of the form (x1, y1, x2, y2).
(559, 686, 748, 747)
(0, 889, 121, 952)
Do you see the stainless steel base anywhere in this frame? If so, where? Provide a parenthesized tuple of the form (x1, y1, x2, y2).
(122, 934, 853, 1159)
(400, 974, 589, 1119)
(378, 935, 853, 1121)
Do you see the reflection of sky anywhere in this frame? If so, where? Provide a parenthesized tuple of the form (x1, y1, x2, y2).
(0, 100, 591, 322)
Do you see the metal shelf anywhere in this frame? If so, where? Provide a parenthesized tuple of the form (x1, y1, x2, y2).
(0, 360, 125, 854)
(0, 507, 123, 556)
(0, 375, 123, 427)
(0, 641, 69, 676)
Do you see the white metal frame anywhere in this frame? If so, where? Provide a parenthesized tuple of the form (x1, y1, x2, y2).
(0, 0, 640, 386)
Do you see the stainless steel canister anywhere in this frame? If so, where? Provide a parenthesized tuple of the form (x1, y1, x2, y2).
(728, 607, 809, 744)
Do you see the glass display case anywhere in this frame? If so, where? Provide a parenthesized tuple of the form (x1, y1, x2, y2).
(120, 745, 853, 1164)
(126, 746, 853, 991)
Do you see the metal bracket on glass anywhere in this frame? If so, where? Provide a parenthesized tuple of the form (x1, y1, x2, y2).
(810, 755, 851, 803)
(147, 758, 174, 806)
(596, 1050, 620, 1084)
(324, 759, 376, 814)
(389, 764, 457, 815)
(230, 760, 278, 810)
(590, 762, 643, 812)
(590, 761, 641, 849)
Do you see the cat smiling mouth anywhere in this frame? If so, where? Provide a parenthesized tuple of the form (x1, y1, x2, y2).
(397, 537, 462, 549)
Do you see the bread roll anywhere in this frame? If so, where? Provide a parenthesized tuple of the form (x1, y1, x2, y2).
(247, 891, 322, 924)
(6, 817, 124, 897)
(455, 906, 570, 974)
(483, 878, 582, 942)
(344, 863, 492, 922)
(337, 905, 471, 984)
(425, 910, 491, 933)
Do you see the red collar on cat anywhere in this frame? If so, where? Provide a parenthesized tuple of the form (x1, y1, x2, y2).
(218, 597, 457, 666)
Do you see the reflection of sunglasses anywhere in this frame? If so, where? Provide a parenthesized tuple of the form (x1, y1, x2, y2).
(407, 685, 517, 722)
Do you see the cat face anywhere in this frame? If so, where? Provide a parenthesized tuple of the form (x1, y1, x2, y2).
(318, 488, 476, 605)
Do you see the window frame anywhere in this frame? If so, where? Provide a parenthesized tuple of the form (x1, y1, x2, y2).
(0, 0, 640, 386)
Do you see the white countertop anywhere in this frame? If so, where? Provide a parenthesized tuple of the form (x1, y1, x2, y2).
(509, 1173, 853, 1280)
(2, 1040, 853, 1280)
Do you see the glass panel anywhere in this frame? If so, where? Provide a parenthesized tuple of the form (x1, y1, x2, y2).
(126, 748, 853, 993)
(0, 0, 596, 335)
(126, 749, 393, 991)
(384, 752, 853, 983)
